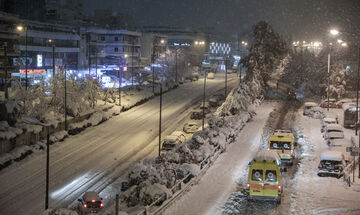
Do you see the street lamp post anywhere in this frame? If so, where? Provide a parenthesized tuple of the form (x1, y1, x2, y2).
(3, 43, 8, 99)
(152, 41, 156, 93)
(175, 47, 178, 85)
(64, 64, 67, 131)
(327, 47, 331, 112)
(225, 55, 228, 96)
(158, 83, 162, 157)
(202, 66, 207, 130)
(16, 25, 28, 90)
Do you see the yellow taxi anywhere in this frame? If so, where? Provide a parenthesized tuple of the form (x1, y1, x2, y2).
(247, 150, 282, 203)
(268, 129, 295, 165)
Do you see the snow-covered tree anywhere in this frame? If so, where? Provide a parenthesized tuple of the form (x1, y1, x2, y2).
(241, 21, 288, 86)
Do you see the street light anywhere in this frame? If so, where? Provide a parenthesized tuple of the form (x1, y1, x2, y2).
(16, 25, 28, 90)
(330, 29, 339, 36)
(47, 39, 56, 77)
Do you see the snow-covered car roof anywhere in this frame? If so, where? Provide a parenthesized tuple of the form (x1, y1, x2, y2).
(272, 129, 293, 137)
(185, 120, 198, 126)
(253, 150, 280, 162)
(304, 102, 317, 107)
(322, 98, 337, 102)
(336, 99, 353, 104)
(323, 118, 337, 123)
(170, 131, 185, 137)
(327, 132, 344, 139)
(325, 124, 343, 131)
(83, 191, 101, 202)
(330, 139, 350, 147)
(320, 151, 343, 161)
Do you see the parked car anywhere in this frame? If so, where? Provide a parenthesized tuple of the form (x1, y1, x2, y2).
(324, 131, 345, 146)
(303, 102, 318, 115)
(321, 117, 338, 132)
(317, 150, 345, 178)
(77, 191, 104, 214)
(320, 98, 337, 108)
(183, 120, 199, 134)
(207, 72, 215, 79)
(323, 124, 343, 134)
(162, 131, 186, 151)
(335, 98, 354, 109)
(190, 111, 204, 120)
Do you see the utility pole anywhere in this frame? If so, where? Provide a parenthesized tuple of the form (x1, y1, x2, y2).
(64, 65, 67, 131)
(95, 50, 98, 78)
(152, 40, 155, 93)
(88, 33, 91, 76)
(45, 127, 50, 210)
(202, 67, 207, 130)
(357, 46, 360, 178)
(4, 43, 8, 99)
(25, 27, 28, 90)
(118, 57, 122, 111)
(225, 56, 228, 96)
(52, 44, 55, 77)
(327, 49, 331, 112)
(131, 39, 134, 86)
(175, 47, 178, 85)
(158, 84, 162, 157)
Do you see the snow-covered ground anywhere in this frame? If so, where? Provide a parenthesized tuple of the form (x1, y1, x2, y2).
(0, 73, 238, 215)
(163, 102, 360, 215)
(162, 101, 277, 215)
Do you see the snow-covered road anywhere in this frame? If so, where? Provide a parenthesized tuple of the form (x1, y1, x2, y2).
(162, 101, 277, 215)
(0, 73, 238, 215)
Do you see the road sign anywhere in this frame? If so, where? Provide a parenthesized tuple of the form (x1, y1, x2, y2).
(346, 147, 360, 153)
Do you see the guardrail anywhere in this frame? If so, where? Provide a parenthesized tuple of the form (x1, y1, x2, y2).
(343, 156, 359, 187)
(132, 145, 223, 215)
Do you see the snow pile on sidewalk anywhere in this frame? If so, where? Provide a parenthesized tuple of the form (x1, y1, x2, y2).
(306, 106, 324, 119)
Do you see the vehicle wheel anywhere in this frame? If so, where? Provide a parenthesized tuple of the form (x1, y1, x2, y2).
(277, 198, 281, 204)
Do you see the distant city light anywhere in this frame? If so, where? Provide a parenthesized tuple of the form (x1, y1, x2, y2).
(337, 39, 343, 44)
(160, 39, 165, 44)
(16, 25, 24, 31)
(330, 29, 339, 36)
(341, 42, 347, 47)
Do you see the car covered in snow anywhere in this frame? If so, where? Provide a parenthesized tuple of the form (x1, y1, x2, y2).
(321, 117, 338, 132)
(335, 99, 354, 109)
(77, 191, 104, 214)
(207, 72, 215, 79)
(161, 131, 186, 151)
(317, 150, 345, 178)
(320, 98, 337, 108)
(324, 131, 345, 146)
(183, 120, 199, 134)
(303, 102, 318, 116)
(247, 150, 282, 203)
(268, 130, 295, 166)
(323, 124, 343, 135)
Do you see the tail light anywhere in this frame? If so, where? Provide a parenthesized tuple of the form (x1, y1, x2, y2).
(327, 141, 330, 146)
(83, 204, 87, 208)
(100, 203, 104, 208)
(277, 185, 281, 191)
(246, 183, 250, 189)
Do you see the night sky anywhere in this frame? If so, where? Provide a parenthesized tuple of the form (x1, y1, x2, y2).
(85, 0, 360, 41)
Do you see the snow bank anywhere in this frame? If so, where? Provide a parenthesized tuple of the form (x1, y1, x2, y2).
(0, 121, 23, 140)
(306, 107, 324, 119)
(42, 208, 78, 215)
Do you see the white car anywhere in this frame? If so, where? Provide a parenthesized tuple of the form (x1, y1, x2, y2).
(77, 191, 104, 214)
(162, 131, 186, 151)
(183, 121, 199, 134)
(321, 117, 337, 132)
(303, 102, 317, 115)
(317, 150, 345, 178)
(207, 72, 215, 79)
(324, 132, 345, 146)
(323, 124, 343, 134)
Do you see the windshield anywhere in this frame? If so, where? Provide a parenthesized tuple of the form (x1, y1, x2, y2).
(270, 141, 291, 150)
